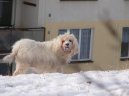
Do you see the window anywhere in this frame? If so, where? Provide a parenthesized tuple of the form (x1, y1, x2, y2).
(0, 0, 13, 26)
(121, 27, 129, 58)
(59, 28, 93, 62)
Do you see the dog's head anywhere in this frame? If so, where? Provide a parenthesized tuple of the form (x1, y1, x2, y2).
(52, 32, 79, 63)
(61, 33, 78, 54)
(56, 32, 79, 57)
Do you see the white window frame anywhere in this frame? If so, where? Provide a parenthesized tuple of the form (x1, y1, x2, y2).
(59, 28, 94, 62)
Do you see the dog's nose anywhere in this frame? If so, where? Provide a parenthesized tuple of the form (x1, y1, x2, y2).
(66, 43, 69, 46)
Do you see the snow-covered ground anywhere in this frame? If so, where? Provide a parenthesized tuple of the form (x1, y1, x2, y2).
(0, 70, 129, 96)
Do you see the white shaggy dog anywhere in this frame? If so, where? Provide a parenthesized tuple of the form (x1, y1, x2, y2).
(3, 33, 79, 75)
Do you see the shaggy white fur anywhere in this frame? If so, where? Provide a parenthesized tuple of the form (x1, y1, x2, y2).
(3, 33, 79, 75)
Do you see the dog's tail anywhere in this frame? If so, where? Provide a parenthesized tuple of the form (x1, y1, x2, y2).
(3, 42, 20, 64)
(3, 54, 15, 64)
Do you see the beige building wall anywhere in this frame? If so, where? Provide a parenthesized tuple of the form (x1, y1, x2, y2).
(43, 0, 129, 73)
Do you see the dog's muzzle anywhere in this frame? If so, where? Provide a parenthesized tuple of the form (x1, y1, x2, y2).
(61, 40, 73, 53)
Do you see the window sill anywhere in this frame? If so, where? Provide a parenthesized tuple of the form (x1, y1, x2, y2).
(120, 57, 129, 61)
(70, 59, 93, 64)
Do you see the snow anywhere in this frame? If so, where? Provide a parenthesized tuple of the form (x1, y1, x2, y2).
(0, 70, 129, 96)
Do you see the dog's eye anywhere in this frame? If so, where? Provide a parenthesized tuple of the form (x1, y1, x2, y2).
(69, 40, 72, 42)
(62, 40, 65, 43)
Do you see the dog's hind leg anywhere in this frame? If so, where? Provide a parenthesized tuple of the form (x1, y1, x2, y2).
(13, 63, 30, 76)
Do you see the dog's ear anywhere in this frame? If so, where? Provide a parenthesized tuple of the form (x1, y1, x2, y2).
(71, 34, 79, 56)
(73, 41, 79, 55)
